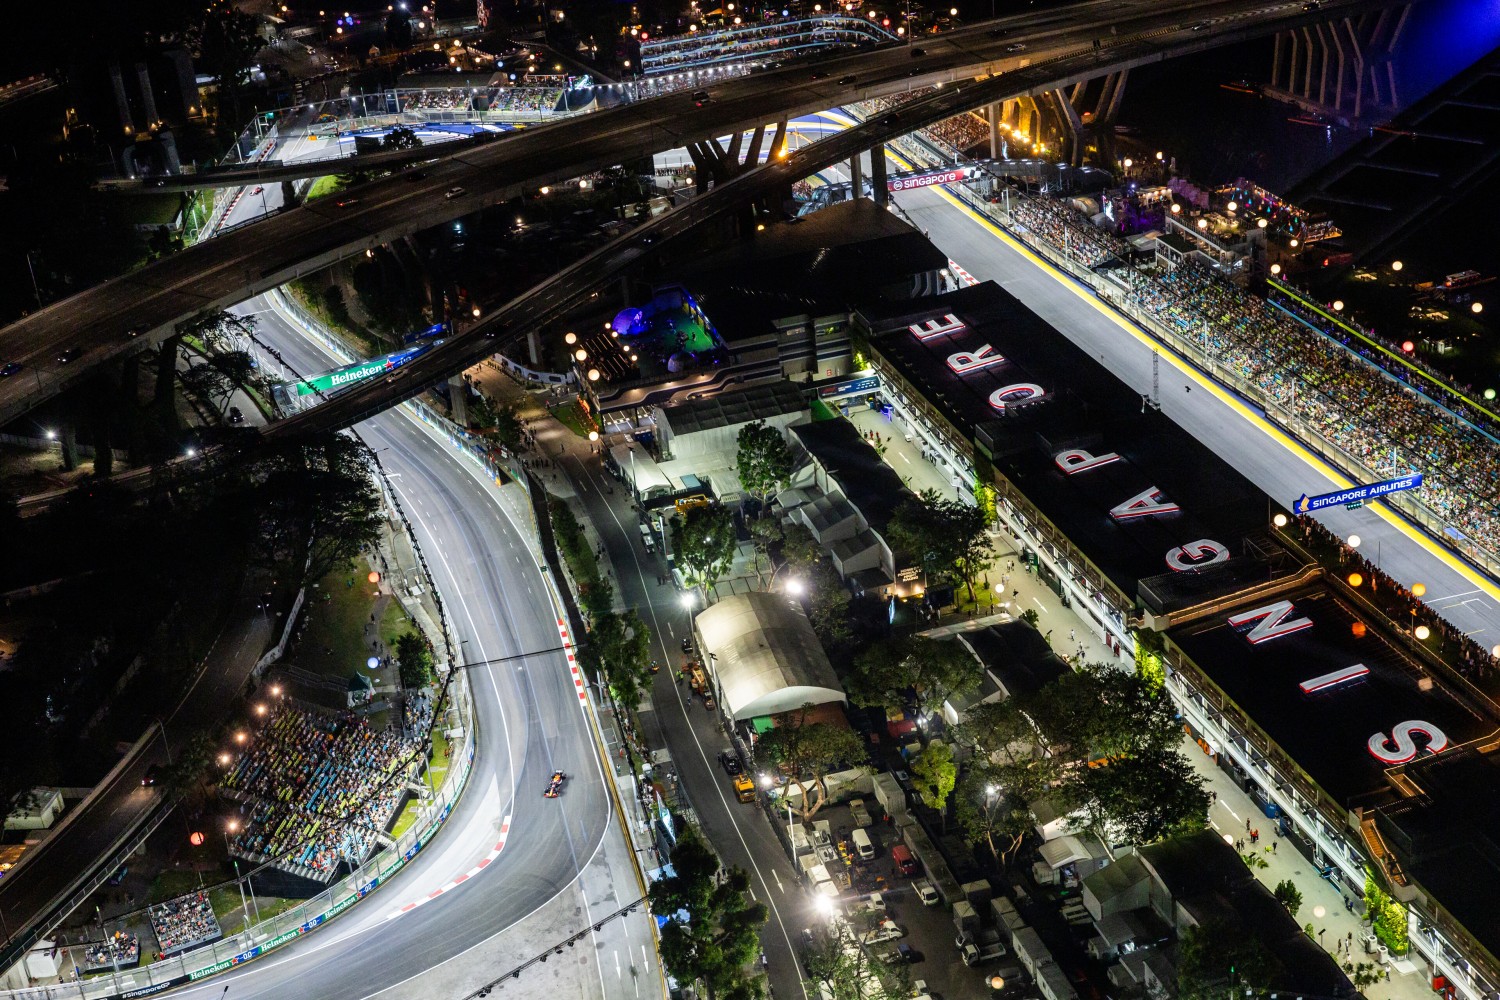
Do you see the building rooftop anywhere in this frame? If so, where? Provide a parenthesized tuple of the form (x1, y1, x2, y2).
(693, 591, 846, 722)
(1141, 831, 1352, 997)
(1168, 586, 1495, 805)
(681, 201, 949, 343)
(860, 282, 1266, 596)
(1375, 749, 1500, 968)
(657, 380, 808, 436)
(790, 419, 914, 539)
(957, 622, 1069, 701)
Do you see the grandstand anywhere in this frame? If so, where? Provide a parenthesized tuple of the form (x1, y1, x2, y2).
(219, 695, 434, 882)
(999, 193, 1500, 571)
(640, 15, 896, 75)
(147, 892, 224, 957)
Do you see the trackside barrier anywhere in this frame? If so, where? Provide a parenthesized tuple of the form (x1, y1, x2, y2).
(0, 324, 477, 1000)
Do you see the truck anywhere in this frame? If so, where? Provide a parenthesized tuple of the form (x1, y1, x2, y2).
(890, 844, 917, 876)
(733, 774, 755, 802)
(861, 919, 905, 945)
(957, 931, 1007, 966)
(991, 896, 1028, 933)
(849, 892, 886, 916)
(849, 798, 873, 828)
(953, 901, 981, 939)
(913, 880, 940, 906)
(1010, 926, 1054, 978)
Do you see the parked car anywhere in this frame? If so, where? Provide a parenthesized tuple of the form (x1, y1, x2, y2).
(444, 186, 466, 200)
(717, 750, 743, 776)
(692, 90, 711, 107)
(913, 880, 940, 906)
(227, 406, 244, 425)
(0, 362, 21, 377)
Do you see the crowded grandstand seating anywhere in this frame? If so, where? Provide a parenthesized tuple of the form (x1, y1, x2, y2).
(849, 93, 988, 157)
(84, 932, 140, 971)
(641, 16, 893, 75)
(1000, 193, 1500, 560)
(220, 695, 434, 880)
(394, 87, 561, 115)
(148, 892, 224, 957)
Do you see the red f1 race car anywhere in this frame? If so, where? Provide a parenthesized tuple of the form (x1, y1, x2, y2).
(544, 771, 568, 798)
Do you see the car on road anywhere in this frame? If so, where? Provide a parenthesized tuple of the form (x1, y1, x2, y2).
(838, 74, 857, 85)
(880, 113, 901, 128)
(406, 171, 428, 182)
(1005, 42, 1027, 52)
(987, 27, 1009, 37)
(335, 198, 360, 208)
(910, 47, 926, 57)
(56, 347, 82, 364)
(228, 406, 244, 425)
(718, 750, 743, 776)
(0, 362, 20, 377)
(681, 637, 693, 654)
(692, 90, 711, 107)
(444, 186, 466, 200)
(125, 325, 145, 338)
(544, 770, 568, 798)
(810, 71, 828, 80)
(1302, 0, 1320, 8)
(141, 765, 162, 787)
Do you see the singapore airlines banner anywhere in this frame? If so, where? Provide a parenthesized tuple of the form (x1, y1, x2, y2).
(1294, 473, 1423, 514)
(888, 168, 966, 192)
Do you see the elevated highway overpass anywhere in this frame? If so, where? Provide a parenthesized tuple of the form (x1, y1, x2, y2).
(0, 0, 1398, 432)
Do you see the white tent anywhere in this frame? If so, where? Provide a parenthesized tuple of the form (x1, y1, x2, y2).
(694, 592, 845, 722)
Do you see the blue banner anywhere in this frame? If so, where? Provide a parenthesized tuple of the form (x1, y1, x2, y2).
(1295, 473, 1424, 513)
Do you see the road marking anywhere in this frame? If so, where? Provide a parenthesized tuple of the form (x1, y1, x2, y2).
(1031, 597, 1048, 613)
(385, 813, 513, 919)
(1220, 803, 1241, 822)
(773, 870, 783, 893)
(615, 950, 621, 980)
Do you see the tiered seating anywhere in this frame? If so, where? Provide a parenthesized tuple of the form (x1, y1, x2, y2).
(84, 931, 140, 971)
(147, 892, 223, 957)
(1004, 193, 1500, 561)
(220, 699, 430, 880)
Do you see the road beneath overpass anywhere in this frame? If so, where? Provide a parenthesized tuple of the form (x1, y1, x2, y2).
(0, 0, 1378, 429)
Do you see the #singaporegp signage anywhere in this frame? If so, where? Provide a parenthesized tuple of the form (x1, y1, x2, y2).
(1295, 473, 1424, 513)
(1227, 598, 1449, 765)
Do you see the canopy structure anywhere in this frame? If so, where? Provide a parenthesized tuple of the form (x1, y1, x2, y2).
(693, 592, 846, 722)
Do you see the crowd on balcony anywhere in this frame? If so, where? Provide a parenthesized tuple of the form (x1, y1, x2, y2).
(394, 87, 561, 114)
(642, 16, 888, 74)
(220, 696, 434, 878)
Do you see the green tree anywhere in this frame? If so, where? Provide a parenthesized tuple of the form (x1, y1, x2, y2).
(382, 125, 425, 151)
(1364, 872, 1410, 955)
(887, 489, 993, 603)
(1176, 918, 1278, 1000)
(735, 421, 793, 515)
(910, 741, 957, 814)
(249, 435, 384, 585)
(847, 637, 982, 735)
(758, 705, 867, 822)
(1071, 748, 1208, 845)
(803, 919, 907, 1000)
(581, 609, 653, 707)
(194, 7, 262, 135)
(1273, 879, 1302, 917)
(953, 764, 1033, 867)
(673, 504, 737, 601)
(649, 828, 767, 1000)
(396, 631, 435, 689)
(804, 560, 853, 648)
(159, 730, 217, 799)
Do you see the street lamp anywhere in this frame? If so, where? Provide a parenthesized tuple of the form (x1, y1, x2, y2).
(785, 578, 805, 596)
(1347, 534, 1361, 549)
(1273, 513, 1288, 528)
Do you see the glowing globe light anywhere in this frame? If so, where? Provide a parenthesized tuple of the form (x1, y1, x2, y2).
(1402, 340, 1415, 353)
(1415, 625, 1431, 641)
(565, 332, 577, 345)
(368, 571, 380, 584)
(367, 656, 380, 669)
(1347, 573, 1363, 587)
(1412, 583, 1426, 598)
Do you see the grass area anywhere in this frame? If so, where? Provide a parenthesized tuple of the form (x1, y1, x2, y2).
(380, 598, 414, 648)
(306, 175, 341, 201)
(388, 729, 451, 840)
(549, 401, 597, 439)
(295, 563, 385, 683)
(810, 399, 839, 421)
(148, 870, 211, 905)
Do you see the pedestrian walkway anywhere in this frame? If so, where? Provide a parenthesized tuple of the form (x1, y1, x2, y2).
(1186, 742, 1430, 1000)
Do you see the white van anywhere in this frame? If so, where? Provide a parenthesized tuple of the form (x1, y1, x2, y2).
(851, 827, 875, 860)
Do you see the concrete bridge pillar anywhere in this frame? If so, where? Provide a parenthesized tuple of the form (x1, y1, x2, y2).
(448, 374, 468, 426)
(849, 151, 863, 201)
(987, 102, 1002, 160)
(1267, 5, 1408, 120)
(280, 180, 299, 209)
(870, 144, 889, 206)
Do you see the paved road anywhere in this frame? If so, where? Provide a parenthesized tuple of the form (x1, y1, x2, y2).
(120, 298, 661, 1000)
(0, 0, 1355, 429)
(893, 180, 1500, 640)
(487, 383, 823, 1000)
(0, 578, 274, 968)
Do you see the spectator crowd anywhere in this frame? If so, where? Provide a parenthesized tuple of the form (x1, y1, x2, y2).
(852, 93, 988, 158)
(83, 932, 140, 970)
(394, 87, 562, 115)
(220, 698, 432, 880)
(642, 16, 889, 74)
(1001, 194, 1500, 562)
(147, 892, 224, 957)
